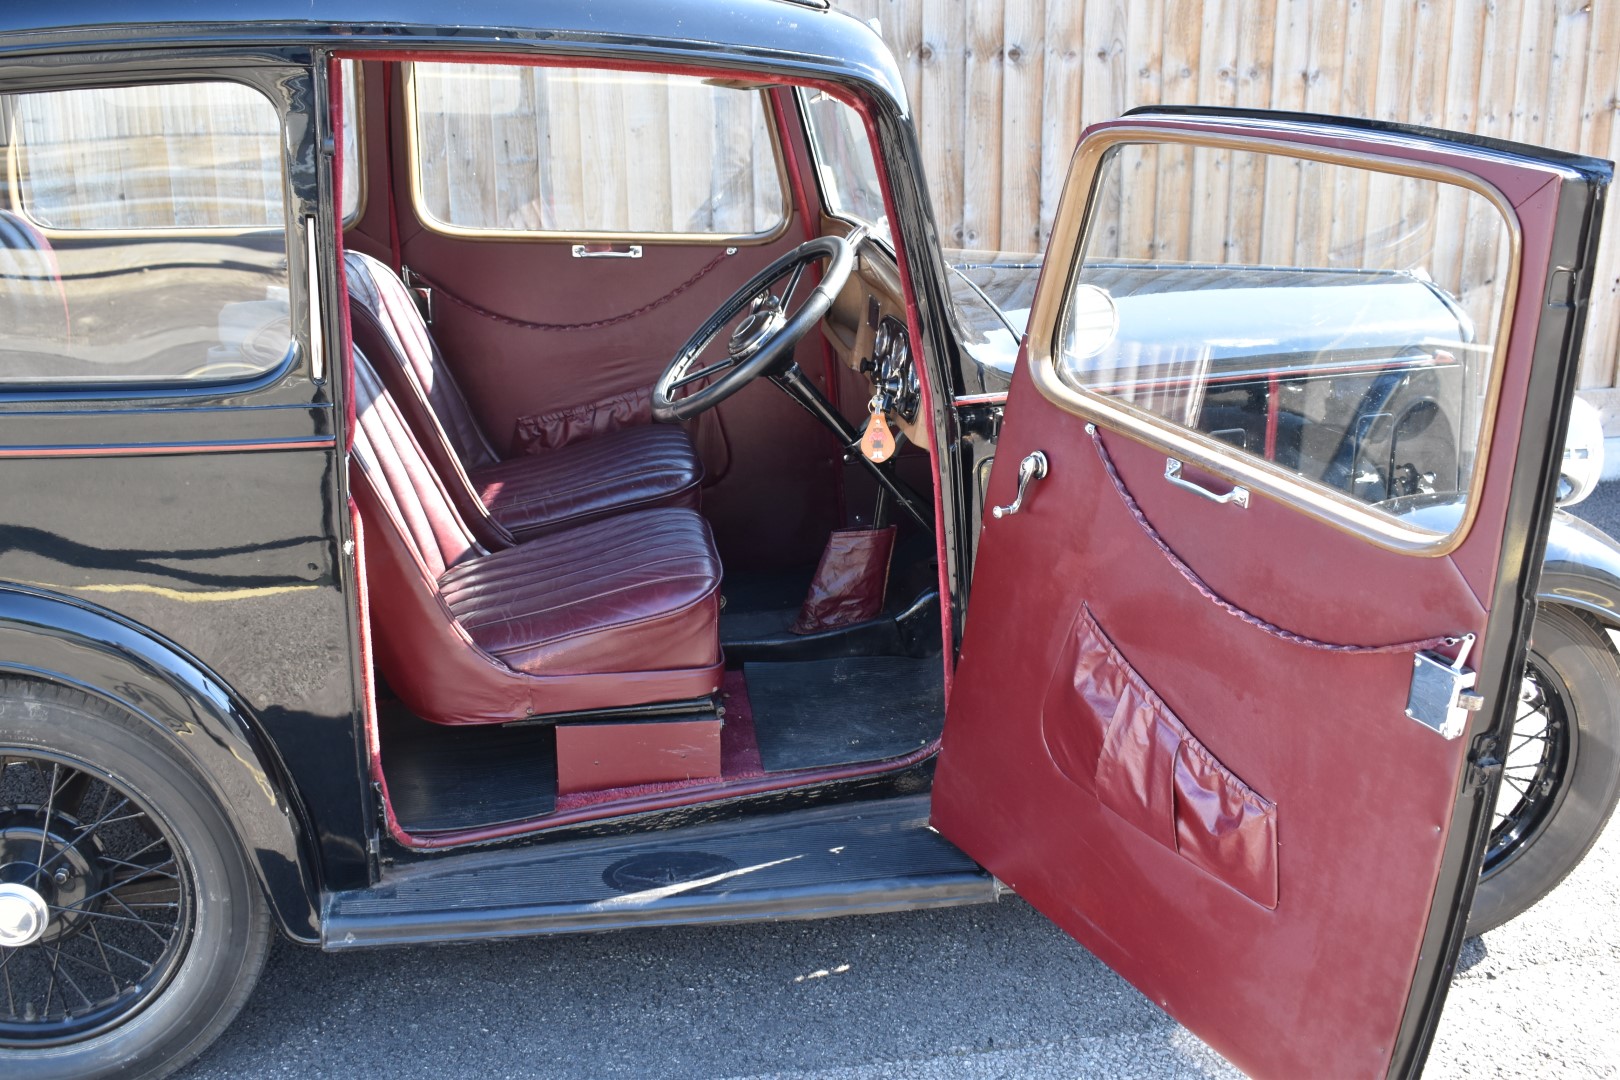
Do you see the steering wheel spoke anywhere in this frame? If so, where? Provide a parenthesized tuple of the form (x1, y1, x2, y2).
(668, 355, 740, 393)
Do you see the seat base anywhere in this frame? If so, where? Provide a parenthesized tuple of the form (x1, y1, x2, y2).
(471, 424, 703, 539)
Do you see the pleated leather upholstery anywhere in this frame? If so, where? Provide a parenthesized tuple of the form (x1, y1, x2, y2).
(351, 353, 480, 579)
(349, 347, 724, 725)
(441, 508, 722, 676)
(346, 250, 499, 471)
(344, 250, 704, 543)
(470, 424, 701, 537)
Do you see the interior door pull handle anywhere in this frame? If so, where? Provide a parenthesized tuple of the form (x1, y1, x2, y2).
(571, 244, 643, 259)
(1164, 458, 1249, 508)
(992, 451, 1048, 518)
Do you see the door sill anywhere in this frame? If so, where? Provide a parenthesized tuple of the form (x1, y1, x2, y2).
(322, 795, 993, 949)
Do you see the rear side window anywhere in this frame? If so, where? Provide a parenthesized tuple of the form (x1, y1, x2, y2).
(408, 63, 786, 239)
(0, 80, 296, 385)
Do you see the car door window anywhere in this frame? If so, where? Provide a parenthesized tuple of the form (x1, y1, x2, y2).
(1, 79, 298, 385)
(1053, 138, 1514, 543)
(408, 63, 786, 239)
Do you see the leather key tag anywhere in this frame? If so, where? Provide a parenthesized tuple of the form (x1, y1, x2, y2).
(861, 409, 896, 463)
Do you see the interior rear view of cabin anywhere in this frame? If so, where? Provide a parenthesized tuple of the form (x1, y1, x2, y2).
(327, 56, 950, 842)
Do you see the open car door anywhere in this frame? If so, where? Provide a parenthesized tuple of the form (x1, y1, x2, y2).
(931, 110, 1609, 1078)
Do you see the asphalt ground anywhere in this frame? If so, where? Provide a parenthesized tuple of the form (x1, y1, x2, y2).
(183, 487, 1620, 1080)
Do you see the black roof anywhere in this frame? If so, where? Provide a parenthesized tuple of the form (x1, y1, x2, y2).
(0, 0, 906, 106)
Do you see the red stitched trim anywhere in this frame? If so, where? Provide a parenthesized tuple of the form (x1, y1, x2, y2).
(411, 250, 732, 333)
(1088, 425, 1458, 655)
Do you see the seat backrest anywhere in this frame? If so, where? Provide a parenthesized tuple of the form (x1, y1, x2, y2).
(344, 250, 500, 472)
(0, 208, 71, 352)
(350, 347, 482, 580)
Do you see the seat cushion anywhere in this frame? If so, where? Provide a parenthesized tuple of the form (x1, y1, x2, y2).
(470, 424, 704, 539)
(439, 507, 722, 679)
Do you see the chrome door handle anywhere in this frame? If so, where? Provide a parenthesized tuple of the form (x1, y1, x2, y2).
(1164, 458, 1249, 508)
(571, 244, 643, 259)
(992, 451, 1048, 518)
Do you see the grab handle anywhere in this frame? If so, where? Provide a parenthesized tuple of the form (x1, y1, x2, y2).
(1164, 458, 1249, 508)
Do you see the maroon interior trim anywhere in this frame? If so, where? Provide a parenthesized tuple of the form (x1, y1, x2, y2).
(330, 57, 357, 452)
(0, 438, 336, 458)
(380, 63, 403, 273)
(331, 46, 956, 846)
(555, 717, 723, 795)
(355, 497, 419, 848)
(852, 93, 956, 699)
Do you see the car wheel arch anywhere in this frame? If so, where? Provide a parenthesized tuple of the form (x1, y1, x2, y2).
(0, 584, 321, 943)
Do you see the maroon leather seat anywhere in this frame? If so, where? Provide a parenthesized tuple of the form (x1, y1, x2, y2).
(344, 251, 703, 547)
(350, 348, 724, 726)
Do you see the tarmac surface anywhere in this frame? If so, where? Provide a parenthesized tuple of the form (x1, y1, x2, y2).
(184, 486, 1620, 1079)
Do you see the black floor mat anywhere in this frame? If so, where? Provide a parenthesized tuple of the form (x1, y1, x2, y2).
(720, 570, 813, 642)
(744, 656, 945, 772)
(380, 706, 558, 833)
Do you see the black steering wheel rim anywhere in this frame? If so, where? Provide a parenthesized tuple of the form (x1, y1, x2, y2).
(652, 235, 856, 422)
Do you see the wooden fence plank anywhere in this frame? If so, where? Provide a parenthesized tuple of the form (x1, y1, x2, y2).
(1115, 0, 1165, 260)
(961, 0, 1006, 251)
(999, 0, 1046, 253)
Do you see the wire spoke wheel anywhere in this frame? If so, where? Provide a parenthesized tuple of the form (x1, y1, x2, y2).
(1468, 606, 1620, 936)
(1482, 662, 1572, 875)
(0, 749, 193, 1046)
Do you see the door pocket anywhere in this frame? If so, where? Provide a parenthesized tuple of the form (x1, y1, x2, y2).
(1041, 604, 1278, 908)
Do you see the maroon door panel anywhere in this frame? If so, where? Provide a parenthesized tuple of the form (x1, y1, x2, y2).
(932, 114, 1603, 1078)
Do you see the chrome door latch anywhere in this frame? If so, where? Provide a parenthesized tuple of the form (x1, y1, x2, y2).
(992, 450, 1048, 518)
(401, 266, 434, 326)
(1406, 633, 1482, 739)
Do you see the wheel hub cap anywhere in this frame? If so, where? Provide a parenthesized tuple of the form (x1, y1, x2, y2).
(0, 882, 49, 948)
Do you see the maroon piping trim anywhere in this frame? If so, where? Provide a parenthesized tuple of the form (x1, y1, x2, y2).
(1088, 424, 1459, 655)
(408, 251, 732, 333)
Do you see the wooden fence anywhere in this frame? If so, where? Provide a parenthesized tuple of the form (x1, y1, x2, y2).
(835, 0, 1620, 408)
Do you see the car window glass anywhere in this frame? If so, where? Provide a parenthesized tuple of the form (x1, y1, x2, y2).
(0, 80, 295, 385)
(799, 89, 891, 247)
(1057, 141, 1513, 537)
(409, 63, 785, 237)
(340, 60, 361, 224)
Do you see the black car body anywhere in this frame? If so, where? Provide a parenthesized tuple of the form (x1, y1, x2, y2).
(0, 4, 1614, 1078)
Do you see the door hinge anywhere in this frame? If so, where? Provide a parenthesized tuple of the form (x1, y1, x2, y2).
(957, 402, 1003, 441)
(1467, 755, 1505, 793)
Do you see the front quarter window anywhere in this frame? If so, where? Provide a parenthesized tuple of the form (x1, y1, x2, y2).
(800, 89, 891, 248)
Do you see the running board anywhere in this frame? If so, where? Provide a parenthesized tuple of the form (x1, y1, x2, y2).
(322, 795, 997, 950)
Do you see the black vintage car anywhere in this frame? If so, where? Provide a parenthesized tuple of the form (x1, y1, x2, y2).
(0, 3, 1615, 1078)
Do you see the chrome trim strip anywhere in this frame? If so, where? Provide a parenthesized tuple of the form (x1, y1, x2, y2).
(1025, 123, 1529, 557)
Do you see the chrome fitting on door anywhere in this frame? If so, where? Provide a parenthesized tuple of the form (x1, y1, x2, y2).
(992, 451, 1048, 518)
(1165, 458, 1249, 508)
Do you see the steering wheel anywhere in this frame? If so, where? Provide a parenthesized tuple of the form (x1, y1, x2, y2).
(652, 235, 856, 422)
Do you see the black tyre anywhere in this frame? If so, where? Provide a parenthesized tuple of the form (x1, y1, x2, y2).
(1469, 605, 1620, 935)
(0, 679, 271, 1079)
